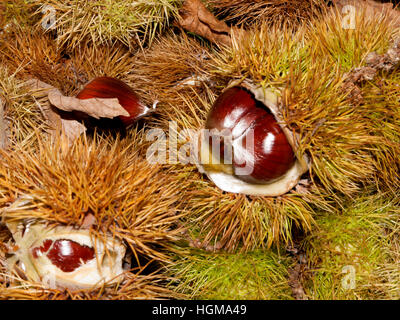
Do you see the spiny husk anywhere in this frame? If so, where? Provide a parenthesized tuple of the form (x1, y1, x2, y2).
(302, 194, 400, 300)
(126, 32, 214, 116)
(358, 70, 400, 194)
(168, 248, 293, 299)
(0, 131, 186, 263)
(0, 259, 182, 300)
(68, 41, 134, 89)
(0, 0, 38, 31)
(142, 81, 317, 251)
(0, 26, 135, 96)
(212, 12, 400, 198)
(0, 66, 49, 151)
(0, 130, 188, 298)
(307, 3, 400, 72)
(0, 27, 77, 95)
(31, 0, 182, 50)
(303, 6, 400, 195)
(209, 0, 327, 28)
(132, 9, 400, 251)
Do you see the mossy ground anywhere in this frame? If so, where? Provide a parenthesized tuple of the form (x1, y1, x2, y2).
(0, 0, 399, 300)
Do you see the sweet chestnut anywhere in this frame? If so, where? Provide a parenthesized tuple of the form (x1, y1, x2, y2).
(205, 86, 296, 184)
(199, 82, 309, 196)
(31, 239, 95, 273)
(76, 77, 149, 126)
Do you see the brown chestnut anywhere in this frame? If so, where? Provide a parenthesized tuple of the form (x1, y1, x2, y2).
(199, 81, 309, 196)
(31, 239, 95, 273)
(76, 77, 151, 126)
(205, 86, 296, 184)
(6, 222, 126, 289)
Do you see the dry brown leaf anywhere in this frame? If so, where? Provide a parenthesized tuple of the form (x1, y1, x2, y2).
(60, 118, 86, 142)
(342, 38, 400, 105)
(177, 0, 239, 46)
(287, 244, 309, 300)
(26, 79, 86, 141)
(47, 91, 130, 119)
(26, 78, 129, 119)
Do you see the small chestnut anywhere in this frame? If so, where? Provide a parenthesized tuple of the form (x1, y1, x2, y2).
(199, 81, 309, 196)
(5, 222, 126, 289)
(76, 77, 151, 126)
(31, 239, 95, 273)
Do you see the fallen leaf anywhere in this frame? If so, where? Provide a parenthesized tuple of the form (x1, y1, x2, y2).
(287, 244, 309, 300)
(48, 90, 130, 119)
(61, 118, 87, 142)
(26, 79, 86, 141)
(177, 0, 238, 46)
(26, 78, 130, 119)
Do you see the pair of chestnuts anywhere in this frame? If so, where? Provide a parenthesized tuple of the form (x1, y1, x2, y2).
(74, 77, 308, 196)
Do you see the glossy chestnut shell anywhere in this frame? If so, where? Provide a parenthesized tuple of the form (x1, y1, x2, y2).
(199, 81, 309, 196)
(76, 77, 148, 126)
(205, 86, 296, 184)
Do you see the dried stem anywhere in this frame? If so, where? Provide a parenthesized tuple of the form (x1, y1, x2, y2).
(0, 97, 7, 149)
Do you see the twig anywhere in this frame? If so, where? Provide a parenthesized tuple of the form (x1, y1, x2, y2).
(287, 244, 309, 300)
(0, 96, 8, 149)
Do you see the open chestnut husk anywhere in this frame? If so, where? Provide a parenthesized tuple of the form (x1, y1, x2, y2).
(76, 77, 153, 126)
(5, 221, 126, 290)
(198, 81, 309, 196)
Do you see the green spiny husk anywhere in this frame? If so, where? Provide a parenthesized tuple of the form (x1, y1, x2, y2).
(128, 8, 400, 251)
(168, 248, 294, 299)
(302, 194, 400, 300)
(30, 0, 183, 50)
